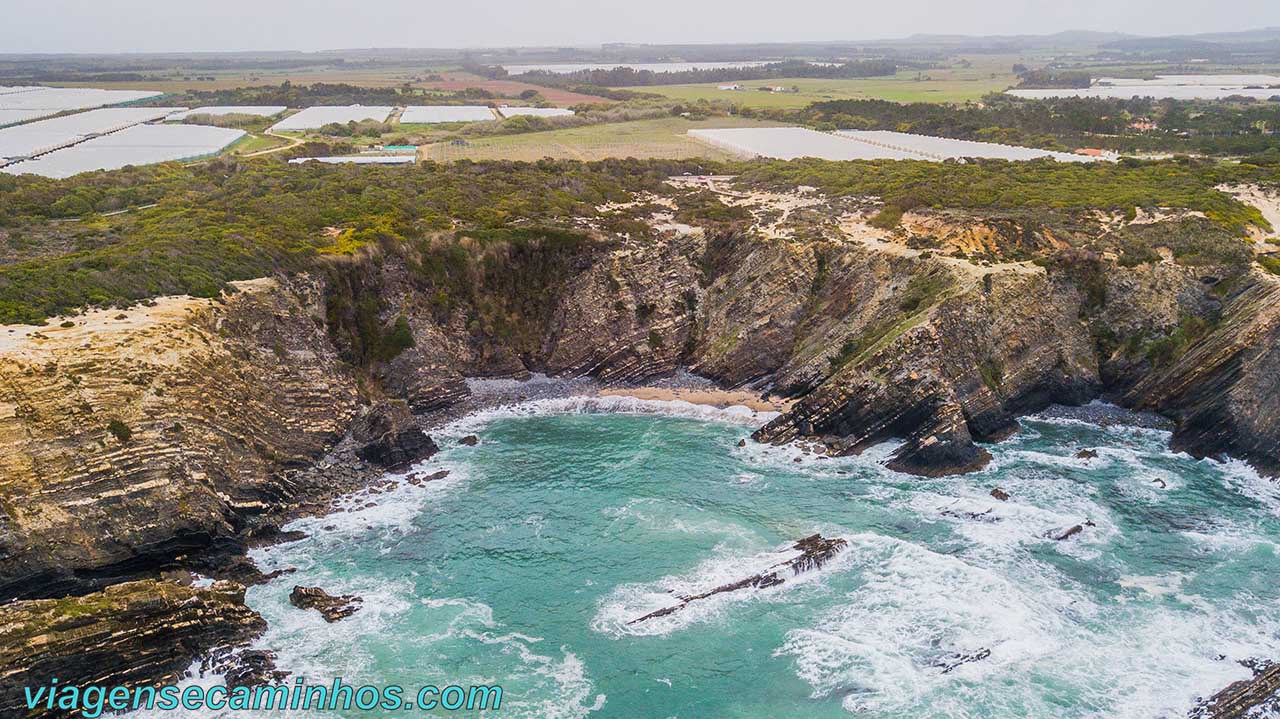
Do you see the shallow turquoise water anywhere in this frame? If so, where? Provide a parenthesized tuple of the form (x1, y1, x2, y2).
(136, 398, 1280, 718)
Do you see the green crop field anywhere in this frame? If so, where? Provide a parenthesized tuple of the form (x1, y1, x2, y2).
(423, 116, 784, 162)
(628, 60, 1021, 108)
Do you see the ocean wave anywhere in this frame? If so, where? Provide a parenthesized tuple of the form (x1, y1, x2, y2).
(775, 532, 1277, 719)
(437, 395, 776, 437)
(1218, 457, 1280, 517)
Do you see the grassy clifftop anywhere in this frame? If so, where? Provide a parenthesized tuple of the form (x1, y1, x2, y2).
(0, 156, 1275, 325)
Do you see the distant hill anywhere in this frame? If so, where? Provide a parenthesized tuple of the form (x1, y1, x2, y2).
(1180, 27, 1280, 44)
(896, 30, 1135, 46)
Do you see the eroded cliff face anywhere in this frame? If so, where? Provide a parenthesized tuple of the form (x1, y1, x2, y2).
(0, 277, 362, 601)
(0, 580, 264, 719)
(314, 183, 1279, 479)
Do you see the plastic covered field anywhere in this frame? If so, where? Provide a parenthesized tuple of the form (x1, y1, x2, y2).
(0, 108, 185, 161)
(0, 86, 165, 126)
(836, 130, 1096, 162)
(168, 106, 287, 120)
(688, 127, 920, 160)
(3, 124, 245, 178)
(271, 106, 395, 131)
(400, 106, 496, 124)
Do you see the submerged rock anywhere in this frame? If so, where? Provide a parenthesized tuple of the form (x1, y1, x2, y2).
(990, 488, 1011, 501)
(1053, 525, 1085, 541)
(933, 647, 992, 674)
(628, 535, 847, 625)
(1190, 658, 1280, 719)
(1077, 449, 1099, 460)
(289, 585, 363, 622)
(407, 469, 451, 486)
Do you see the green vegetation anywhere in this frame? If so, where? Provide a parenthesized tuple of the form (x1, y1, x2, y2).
(0, 158, 702, 324)
(768, 96, 1280, 157)
(637, 74, 1015, 110)
(2, 150, 1276, 328)
(1140, 313, 1217, 368)
(106, 419, 132, 443)
(426, 116, 780, 162)
(500, 60, 900, 89)
(740, 158, 1274, 234)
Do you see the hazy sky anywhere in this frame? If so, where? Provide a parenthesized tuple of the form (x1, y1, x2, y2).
(1, 0, 1277, 54)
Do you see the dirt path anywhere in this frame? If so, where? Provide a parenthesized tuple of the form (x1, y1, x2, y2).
(244, 131, 303, 158)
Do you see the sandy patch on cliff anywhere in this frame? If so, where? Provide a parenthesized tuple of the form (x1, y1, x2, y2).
(1218, 184, 1280, 245)
(0, 278, 275, 357)
(838, 215, 1043, 281)
(598, 386, 793, 413)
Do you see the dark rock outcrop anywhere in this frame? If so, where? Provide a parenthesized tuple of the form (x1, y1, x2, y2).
(1190, 659, 1280, 719)
(629, 535, 846, 625)
(351, 400, 439, 471)
(204, 647, 288, 689)
(289, 585, 362, 622)
(1122, 279, 1280, 476)
(753, 262, 1098, 476)
(0, 580, 264, 719)
(933, 647, 992, 674)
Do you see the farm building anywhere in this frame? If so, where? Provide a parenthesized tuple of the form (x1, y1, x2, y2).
(289, 155, 416, 165)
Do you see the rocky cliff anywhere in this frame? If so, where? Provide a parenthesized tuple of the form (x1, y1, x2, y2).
(0, 580, 264, 719)
(0, 277, 363, 601)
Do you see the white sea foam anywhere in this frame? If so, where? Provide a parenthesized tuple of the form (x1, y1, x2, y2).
(776, 532, 1277, 719)
(600, 497, 763, 545)
(1219, 457, 1280, 517)
(900, 485, 1118, 560)
(438, 395, 774, 438)
(778, 533, 1071, 713)
(1116, 573, 1188, 598)
(248, 460, 467, 573)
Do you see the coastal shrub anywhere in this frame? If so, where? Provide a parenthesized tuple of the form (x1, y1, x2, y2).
(106, 419, 132, 443)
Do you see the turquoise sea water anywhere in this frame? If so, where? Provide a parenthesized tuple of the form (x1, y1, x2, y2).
(126, 396, 1280, 719)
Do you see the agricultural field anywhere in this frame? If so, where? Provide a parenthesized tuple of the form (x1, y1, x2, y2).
(423, 115, 785, 162)
(422, 72, 614, 106)
(225, 132, 291, 155)
(630, 59, 1021, 108)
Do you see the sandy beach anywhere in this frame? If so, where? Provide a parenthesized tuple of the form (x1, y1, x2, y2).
(597, 386, 793, 413)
